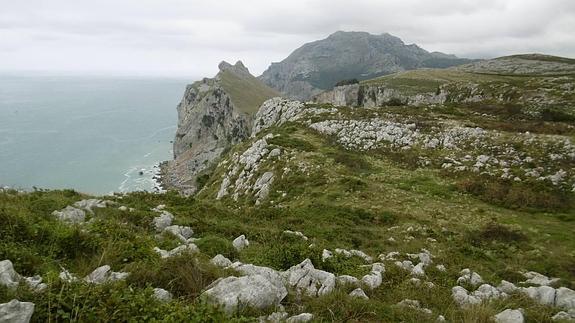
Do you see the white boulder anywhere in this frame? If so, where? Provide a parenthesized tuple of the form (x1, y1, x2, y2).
(153, 288, 173, 302)
(153, 211, 174, 232)
(284, 259, 335, 297)
(493, 308, 524, 323)
(202, 275, 287, 314)
(0, 299, 35, 323)
(51, 206, 86, 224)
(457, 268, 483, 286)
(232, 235, 250, 251)
(556, 287, 575, 310)
(0, 260, 20, 289)
(349, 288, 369, 300)
(286, 313, 314, 322)
(84, 265, 129, 284)
(210, 254, 233, 268)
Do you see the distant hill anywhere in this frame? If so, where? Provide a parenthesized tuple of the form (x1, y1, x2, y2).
(259, 31, 473, 100)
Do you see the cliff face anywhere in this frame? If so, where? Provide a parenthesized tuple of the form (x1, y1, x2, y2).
(259, 31, 471, 101)
(164, 61, 279, 194)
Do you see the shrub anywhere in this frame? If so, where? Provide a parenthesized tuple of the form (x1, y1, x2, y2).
(329, 151, 371, 173)
(467, 222, 528, 247)
(195, 235, 238, 259)
(267, 135, 315, 152)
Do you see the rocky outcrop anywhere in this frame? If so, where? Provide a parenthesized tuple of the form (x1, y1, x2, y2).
(164, 61, 279, 195)
(259, 31, 470, 100)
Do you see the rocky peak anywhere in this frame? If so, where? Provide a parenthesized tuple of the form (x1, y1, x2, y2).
(218, 60, 251, 77)
(259, 31, 472, 101)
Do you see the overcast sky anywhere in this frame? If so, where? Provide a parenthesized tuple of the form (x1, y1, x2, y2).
(1, 0, 574, 78)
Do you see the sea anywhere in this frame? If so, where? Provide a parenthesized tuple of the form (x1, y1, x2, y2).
(0, 73, 189, 195)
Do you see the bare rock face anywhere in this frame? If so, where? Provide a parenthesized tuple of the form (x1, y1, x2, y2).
(164, 61, 279, 194)
(259, 31, 470, 101)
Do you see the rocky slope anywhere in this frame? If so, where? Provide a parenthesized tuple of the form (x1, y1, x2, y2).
(313, 54, 575, 117)
(162, 61, 279, 195)
(259, 31, 472, 100)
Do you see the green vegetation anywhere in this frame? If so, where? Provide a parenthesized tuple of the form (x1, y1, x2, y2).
(220, 70, 280, 115)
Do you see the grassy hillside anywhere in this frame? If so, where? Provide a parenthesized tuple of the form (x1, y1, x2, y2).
(220, 70, 280, 115)
(3, 94, 574, 321)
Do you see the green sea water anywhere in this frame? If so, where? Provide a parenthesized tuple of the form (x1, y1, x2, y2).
(0, 73, 188, 195)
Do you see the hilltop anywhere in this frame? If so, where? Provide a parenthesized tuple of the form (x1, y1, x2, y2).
(259, 31, 472, 100)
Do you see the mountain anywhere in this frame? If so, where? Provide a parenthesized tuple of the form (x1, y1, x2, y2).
(162, 60, 279, 194)
(259, 31, 473, 100)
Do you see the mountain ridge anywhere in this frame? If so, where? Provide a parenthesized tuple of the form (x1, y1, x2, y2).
(259, 31, 473, 100)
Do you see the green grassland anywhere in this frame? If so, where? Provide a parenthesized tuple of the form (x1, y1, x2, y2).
(220, 70, 280, 115)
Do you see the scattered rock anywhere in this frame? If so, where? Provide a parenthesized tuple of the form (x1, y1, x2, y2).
(285, 259, 335, 297)
(522, 271, 559, 286)
(349, 288, 369, 300)
(153, 211, 174, 232)
(552, 309, 575, 321)
(282, 230, 308, 241)
(211, 254, 233, 268)
(493, 308, 524, 323)
(163, 225, 194, 242)
(497, 280, 519, 294)
(556, 287, 575, 310)
(457, 268, 483, 286)
(0, 299, 35, 323)
(59, 269, 78, 283)
(322, 249, 333, 262)
(73, 199, 112, 214)
(84, 265, 129, 284)
(452, 286, 481, 307)
(153, 288, 173, 302)
(202, 275, 287, 314)
(228, 262, 285, 292)
(286, 313, 314, 323)
(0, 260, 20, 289)
(337, 275, 359, 286)
(154, 244, 199, 259)
(51, 206, 86, 224)
(521, 286, 557, 306)
(232, 235, 250, 251)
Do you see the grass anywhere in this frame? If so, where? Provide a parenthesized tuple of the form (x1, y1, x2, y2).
(219, 70, 280, 115)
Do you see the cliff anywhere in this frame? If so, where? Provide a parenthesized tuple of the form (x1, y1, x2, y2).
(163, 61, 279, 194)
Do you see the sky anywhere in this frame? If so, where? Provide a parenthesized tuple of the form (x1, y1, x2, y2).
(1, 0, 574, 79)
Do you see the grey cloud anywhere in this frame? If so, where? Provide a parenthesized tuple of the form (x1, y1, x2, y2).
(0, 0, 573, 77)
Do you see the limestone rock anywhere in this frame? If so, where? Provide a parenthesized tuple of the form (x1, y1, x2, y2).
(84, 265, 129, 284)
(337, 275, 360, 286)
(233, 235, 250, 251)
(494, 309, 524, 323)
(211, 254, 233, 268)
(521, 286, 556, 306)
(153, 211, 174, 232)
(286, 313, 314, 323)
(0, 260, 20, 289)
(349, 288, 369, 300)
(252, 98, 305, 136)
(284, 259, 335, 297)
(556, 287, 575, 310)
(452, 286, 481, 307)
(282, 230, 308, 241)
(0, 299, 35, 323)
(522, 271, 559, 286)
(73, 199, 112, 214)
(457, 268, 483, 286)
(552, 309, 575, 321)
(154, 244, 199, 259)
(153, 288, 173, 302)
(202, 275, 287, 314)
(51, 206, 86, 224)
(322, 249, 333, 262)
(163, 225, 194, 242)
(228, 262, 285, 292)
